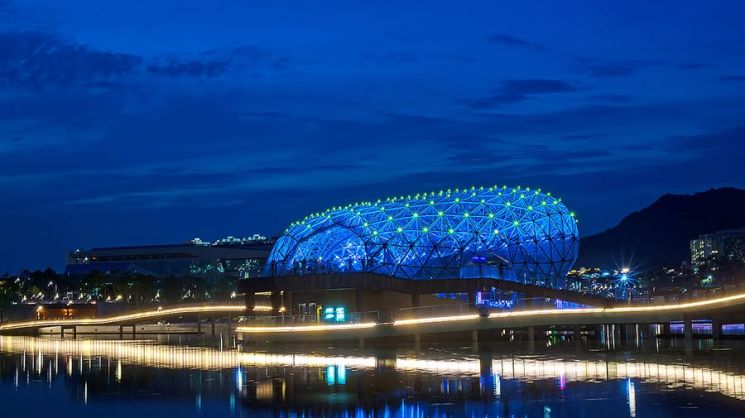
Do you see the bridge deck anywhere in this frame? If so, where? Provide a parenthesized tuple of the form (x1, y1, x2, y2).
(235, 291, 745, 342)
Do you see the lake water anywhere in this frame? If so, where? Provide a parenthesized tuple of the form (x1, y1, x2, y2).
(0, 335, 744, 417)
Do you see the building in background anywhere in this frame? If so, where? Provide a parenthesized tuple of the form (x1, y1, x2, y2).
(66, 234, 275, 279)
(691, 229, 745, 268)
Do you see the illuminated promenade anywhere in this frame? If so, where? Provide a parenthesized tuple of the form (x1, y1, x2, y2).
(2, 291, 744, 344)
(234, 290, 745, 343)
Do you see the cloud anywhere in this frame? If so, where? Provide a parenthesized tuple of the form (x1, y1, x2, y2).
(486, 34, 549, 52)
(669, 125, 745, 152)
(147, 59, 229, 77)
(464, 79, 578, 108)
(719, 75, 745, 82)
(0, 31, 141, 88)
(579, 59, 660, 78)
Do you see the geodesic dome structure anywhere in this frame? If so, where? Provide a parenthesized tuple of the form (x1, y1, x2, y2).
(265, 185, 579, 284)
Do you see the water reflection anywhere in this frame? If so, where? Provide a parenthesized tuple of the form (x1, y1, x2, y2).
(0, 336, 744, 417)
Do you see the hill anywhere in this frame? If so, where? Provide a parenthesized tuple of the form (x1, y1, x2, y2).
(576, 188, 745, 270)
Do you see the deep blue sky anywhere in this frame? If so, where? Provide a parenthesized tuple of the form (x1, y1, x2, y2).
(1, 0, 744, 272)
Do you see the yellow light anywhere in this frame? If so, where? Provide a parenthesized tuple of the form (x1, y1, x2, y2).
(236, 322, 377, 333)
(0, 305, 247, 332)
(393, 314, 479, 326)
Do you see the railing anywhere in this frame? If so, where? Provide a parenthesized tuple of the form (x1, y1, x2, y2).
(240, 310, 380, 327)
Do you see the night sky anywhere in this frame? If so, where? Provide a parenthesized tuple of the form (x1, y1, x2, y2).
(1, 1, 744, 273)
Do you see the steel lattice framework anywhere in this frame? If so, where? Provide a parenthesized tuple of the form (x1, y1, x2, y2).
(266, 185, 579, 285)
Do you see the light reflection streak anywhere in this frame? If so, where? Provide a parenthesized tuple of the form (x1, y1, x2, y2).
(2, 336, 744, 402)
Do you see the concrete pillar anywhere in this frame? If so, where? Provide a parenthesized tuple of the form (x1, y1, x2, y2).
(411, 293, 420, 308)
(211, 317, 216, 337)
(119, 325, 123, 339)
(662, 322, 670, 337)
(132, 324, 136, 338)
(414, 333, 421, 350)
(712, 319, 723, 340)
(527, 326, 535, 352)
(358, 338, 365, 348)
(60, 326, 65, 338)
(73, 326, 77, 340)
(472, 330, 479, 348)
(684, 317, 693, 348)
(244, 292, 256, 310)
(613, 324, 621, 345)
(227, 316, 232, 336)
(197, 318, 202, 334)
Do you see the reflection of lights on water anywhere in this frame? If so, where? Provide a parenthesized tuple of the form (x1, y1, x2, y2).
(627, 379, 636, 417)
(84, 381, 88, 405)
(2, 336, 745, 402)
(326, 365, 336, 385)
(235, 366, 243, 390)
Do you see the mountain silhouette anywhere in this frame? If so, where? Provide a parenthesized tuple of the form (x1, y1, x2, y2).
(576, 188, 745, 270)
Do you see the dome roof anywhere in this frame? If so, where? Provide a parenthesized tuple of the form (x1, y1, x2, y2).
(266, 185, 579, 282)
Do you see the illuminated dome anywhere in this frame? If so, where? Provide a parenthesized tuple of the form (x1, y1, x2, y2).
(266, 185, 579, 285)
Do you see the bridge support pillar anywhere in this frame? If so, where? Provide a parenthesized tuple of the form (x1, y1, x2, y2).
(119, 325, 123, 339)
(132, 324, 136, 338)
(661, 322, 670, 337)
(684, 317, 693, 348)
(244, 292, 256, 310)
(411, 293, 420, 308)
(60, 326, 64, 338)
(358, 338, 365, 348)
(712, 319, 723, 340)
(527, 326, 535, 352)
(471, 330, 479, 349)
(612, 324, 621, 346)
(413, 333, 421, 350)
(211, 318, 216, 337)
(197, 317, 202, 334)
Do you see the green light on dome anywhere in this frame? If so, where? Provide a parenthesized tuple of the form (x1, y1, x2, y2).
(455, 198, 460, 203)
(388, 216, 393, 221)
(528, 206, 533, 210)
(413, 213, 419, 218)
(480, 199, 485, 203)
(363, 222, 369, 227)
(542, 201, 546, 205)
(372, 230, 378, 235)
(429, 200, 435, 205)
(493, 229, 499, 234)
(513, 220, 519, 226)
(570, 212, 575, 217)
(438, 211, 444, 216)
(397, 227, 403, 233)
(422, 227, 428, 232)
(488, 213, 494, 218)
(405, 203, 409, 207)
(506, 202, 511, 207)
(448, 228, 454, 234)
(463, 212, 470, 218)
